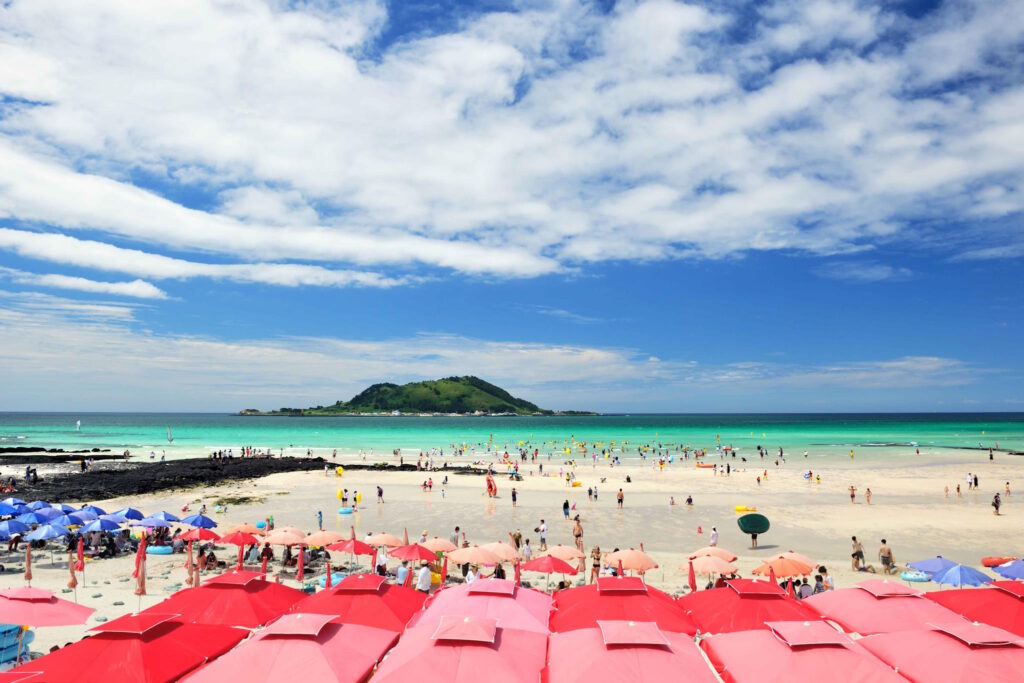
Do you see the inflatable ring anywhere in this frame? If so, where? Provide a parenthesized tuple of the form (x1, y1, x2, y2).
(338, 507, 353, 514)
(255, 520, 266, 529)
(734, 505, 757, 512)
(982, 556, 1016, 568)
(146, 545, 173, 556)
(901, 570, 930, 582)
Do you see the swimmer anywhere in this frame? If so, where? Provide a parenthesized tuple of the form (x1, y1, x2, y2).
(669, 496, 676, 506)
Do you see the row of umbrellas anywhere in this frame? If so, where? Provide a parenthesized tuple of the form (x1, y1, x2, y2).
(7, 566, 1024, 682)
(0, 497, 219, 542)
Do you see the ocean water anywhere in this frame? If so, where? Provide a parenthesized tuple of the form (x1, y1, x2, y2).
(0, 413, 1021, 459)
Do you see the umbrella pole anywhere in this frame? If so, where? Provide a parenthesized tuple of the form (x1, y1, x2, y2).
(15, 628, 23, 665)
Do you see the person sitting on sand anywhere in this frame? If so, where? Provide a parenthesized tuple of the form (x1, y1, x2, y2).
(196, 550, 209, 572)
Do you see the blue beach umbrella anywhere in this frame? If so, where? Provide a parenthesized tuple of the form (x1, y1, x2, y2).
(80, 505, 107, 516)
(0, 502, 18, 516)
(25, 500, 50, 510)
(135, 517, 171, 528)
(25, 523, 70, 541)
(180, 513, 217, 529)
(35, 507, 64, 521)
(111, 507, 145, 521)
(17, 511, 51, 525)
(0, 520, 30, 537)
(54, 513, 89, 527)
(82, 518, 122, 533)
(1, 497, 25, 506)
(148, 511, 180, 522)
(908, 556, 959, 575)
(993, 560, 1024, 580)
(51, 503, 77, 513)
(73, 509, 99, 522)
(931, 563, 993, 588)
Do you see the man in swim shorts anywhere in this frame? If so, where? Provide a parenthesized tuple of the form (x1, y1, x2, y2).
(851, 536, 865, 570)
(878, 539, 895, 574)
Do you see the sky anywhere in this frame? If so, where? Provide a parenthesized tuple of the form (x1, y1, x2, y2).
(0, 0, 1022, 413)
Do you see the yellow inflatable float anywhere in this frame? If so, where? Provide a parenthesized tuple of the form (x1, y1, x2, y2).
(734, 505, 757, 512)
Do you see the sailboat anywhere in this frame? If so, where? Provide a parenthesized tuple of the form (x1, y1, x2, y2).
(167, 426, 173, 444)
(75, 420, 81, 431)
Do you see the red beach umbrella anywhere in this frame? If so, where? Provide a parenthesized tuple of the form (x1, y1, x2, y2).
(293, 573, 426, 631)
(390, 543, 440, 563)
(544, 622, 720, 683)
(544, 622, 719, 683)
(8, 613, 245, 683)
(926, 581, 1024, 636)
(803, 580, 964, 635)
(859, 621, 1024, 683)
(74, 537, 85, 571)
(752, 556, 813, 578)
(688, 560, 697, 593)
(181, 613, 399, 683)
(410, 580, 552, 634)
(521, 556, 578, 575)
(327, 538, 375, 555)
(679, 578, 818, 634)
(551, 577, 696, 635)
(0, 587, 94, 626)
(180, 528, 221, 542)
(133, 533, 147, 596)
(141, 571, 304, 628)
(219, 531, 258, 547)
(701, 620, 906, 683)
(372, 616, 547, 683)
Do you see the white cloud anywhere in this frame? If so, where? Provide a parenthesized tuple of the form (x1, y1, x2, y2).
(0, 0, 1018, 295)
(0, 267, 167, 299)
(0, 292, 992, 411)
(814, 261, 913, 282)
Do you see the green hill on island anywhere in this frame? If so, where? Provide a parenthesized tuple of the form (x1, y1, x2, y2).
(241, 376, 593, 416)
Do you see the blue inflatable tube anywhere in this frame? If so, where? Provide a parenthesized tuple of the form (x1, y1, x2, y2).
(338, 507, 353, 514)
(901, 570, 929, 582)
(147, 545, 174, 555)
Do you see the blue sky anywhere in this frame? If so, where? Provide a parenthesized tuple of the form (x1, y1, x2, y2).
(0, 0, 1022, 412)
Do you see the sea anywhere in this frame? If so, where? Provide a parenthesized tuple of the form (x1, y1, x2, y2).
(1, 413, 1022, 460)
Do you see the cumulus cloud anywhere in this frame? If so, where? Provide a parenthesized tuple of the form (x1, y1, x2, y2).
(0, 0, 1019, 295)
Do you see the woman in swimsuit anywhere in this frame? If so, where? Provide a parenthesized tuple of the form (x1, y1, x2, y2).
(589, 545, 601, 584)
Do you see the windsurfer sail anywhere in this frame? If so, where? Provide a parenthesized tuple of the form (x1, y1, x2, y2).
(167, 426, 173, 444)
(75, 419, 81, 431)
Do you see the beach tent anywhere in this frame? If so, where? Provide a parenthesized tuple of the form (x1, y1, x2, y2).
(544, 621, 718, 683)
(859, 621, 1024, 683)
(292, 573, 426, 631)
(802, 580, 964, 635)
(926, 581, 1024, 637)
(410, 579, 551, 635)
(551, 577, 696, 635)
(701, 620, 906, 683)
(679, 578, 818, 634)
(141, 570, 304, 629)
(372, 616, 547, 683)
(8, 613, 245, 683)
(181, 613, 398, 683)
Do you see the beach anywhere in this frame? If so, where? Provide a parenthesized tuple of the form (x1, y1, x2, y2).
(3, 444, 1019, 654)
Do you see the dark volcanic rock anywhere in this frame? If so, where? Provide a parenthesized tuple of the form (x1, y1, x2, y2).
(15, 457, 329, 502)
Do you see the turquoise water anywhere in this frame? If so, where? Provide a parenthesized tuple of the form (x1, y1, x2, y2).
(1, 413, 1021, 457)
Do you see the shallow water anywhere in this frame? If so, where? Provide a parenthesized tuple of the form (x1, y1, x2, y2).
(1, 412, 1021, 460)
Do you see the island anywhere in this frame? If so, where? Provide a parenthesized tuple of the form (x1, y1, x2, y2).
(239, 376, 597, 416)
